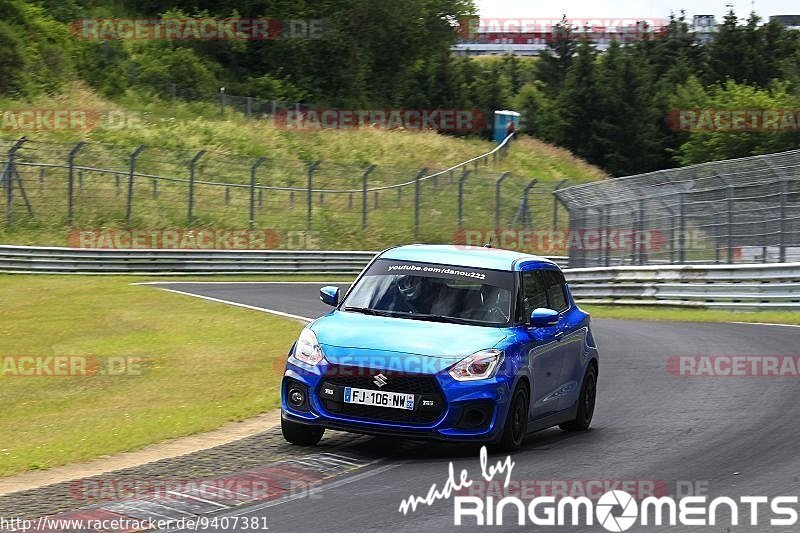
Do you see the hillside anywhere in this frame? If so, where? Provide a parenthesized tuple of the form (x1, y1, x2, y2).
(0, 84, 607, 250)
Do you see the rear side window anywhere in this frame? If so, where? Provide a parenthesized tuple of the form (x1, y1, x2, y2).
(520, 270, 548, 321)
(543, 270, 569, 312)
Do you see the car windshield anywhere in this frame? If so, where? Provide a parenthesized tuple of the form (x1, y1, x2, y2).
(341, 258, 515, 326)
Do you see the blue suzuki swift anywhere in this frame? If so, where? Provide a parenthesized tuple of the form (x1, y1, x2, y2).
(281, 244, 599, 450)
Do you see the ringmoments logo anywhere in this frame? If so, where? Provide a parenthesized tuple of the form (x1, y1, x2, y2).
(397, 447, 800, 530)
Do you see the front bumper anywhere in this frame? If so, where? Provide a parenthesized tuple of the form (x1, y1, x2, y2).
(281, 359, 514, 441)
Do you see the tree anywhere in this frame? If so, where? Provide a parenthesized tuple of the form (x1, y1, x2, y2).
(556, 37, 602, 163)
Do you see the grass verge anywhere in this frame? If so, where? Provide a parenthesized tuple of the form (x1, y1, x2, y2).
(0, 275, 304, 477)
(583, 305, 800, 326)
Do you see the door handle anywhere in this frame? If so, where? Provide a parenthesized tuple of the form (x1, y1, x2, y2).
(554, 330, 564, 341)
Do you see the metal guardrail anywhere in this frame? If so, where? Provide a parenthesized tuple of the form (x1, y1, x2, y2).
(0, 245, 566, 275)
(0, 245, 377, 275)
(1, 245, 796, 310)
(565, 263, 800, 310)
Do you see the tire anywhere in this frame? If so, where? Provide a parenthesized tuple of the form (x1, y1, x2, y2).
(560, 365, 597, 432)
(493, 383, 529, 452)
(281, 416, 324, 446)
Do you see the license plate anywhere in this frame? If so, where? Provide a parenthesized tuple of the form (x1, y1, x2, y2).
(343, 387, 415, 410)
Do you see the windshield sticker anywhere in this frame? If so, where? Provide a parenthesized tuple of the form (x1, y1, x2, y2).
(366, 259, 513, 289)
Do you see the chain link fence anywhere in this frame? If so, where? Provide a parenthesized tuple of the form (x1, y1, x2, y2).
(0, 135, 533, 249)
(556, 150, 800, 267)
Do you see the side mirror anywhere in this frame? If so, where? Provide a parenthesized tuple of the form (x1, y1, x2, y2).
(319, 286, 340, 307)
(530, 308, 559, 328)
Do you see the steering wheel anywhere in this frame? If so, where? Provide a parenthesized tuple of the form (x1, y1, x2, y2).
(486, 305, 509, 322)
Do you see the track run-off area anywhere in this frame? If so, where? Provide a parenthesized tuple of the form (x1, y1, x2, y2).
(138, 281, 800, 533)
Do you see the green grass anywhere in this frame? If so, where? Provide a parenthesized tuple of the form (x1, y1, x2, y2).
(583, 305, 800, 326)
(0, 275, 304, 477)
(0, 84, 606, 249)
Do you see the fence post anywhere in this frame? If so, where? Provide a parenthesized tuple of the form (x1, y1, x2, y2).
(1, 137, 29, 226)
(604, 207, 612, 267)
(458, 168, 470, 229)
(361, 165, 375, 229)
(187, 150, 206, 224)
(67, 141, 85, 226)
(637, 198, 646, 265)
(522, 180, 538, 229)
(249, 157, 266, 229)
(307, 160, 321, 232)
(779, 179, 788, 263)
(125, 145, 145, 224)
(413, 168, 427, 240)
(495, 172, 510, 229)
(552, 179, 569, 230)
(678, 193, 686, 264)
(726, 185, 734, 264)
(246, 96, 253, 117)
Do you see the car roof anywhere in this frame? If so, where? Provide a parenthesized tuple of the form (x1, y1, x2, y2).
(379, 244, 557, 271)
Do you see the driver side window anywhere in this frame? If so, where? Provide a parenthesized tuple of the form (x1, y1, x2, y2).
(520, 271, 548, 322)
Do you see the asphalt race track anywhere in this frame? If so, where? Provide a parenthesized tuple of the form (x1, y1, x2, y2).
(153, 282, 800, 532)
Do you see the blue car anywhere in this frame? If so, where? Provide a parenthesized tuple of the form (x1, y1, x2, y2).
(281, 244, 599, 450)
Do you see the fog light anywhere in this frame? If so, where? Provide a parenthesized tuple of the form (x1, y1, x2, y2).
(289, 388, 305, 407)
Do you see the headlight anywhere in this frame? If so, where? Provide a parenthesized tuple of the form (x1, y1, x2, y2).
(290, 328, 325, 366)
(449, 349, 503, 381)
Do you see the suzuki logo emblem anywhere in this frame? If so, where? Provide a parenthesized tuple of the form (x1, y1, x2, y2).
(373, 373, 388, 388)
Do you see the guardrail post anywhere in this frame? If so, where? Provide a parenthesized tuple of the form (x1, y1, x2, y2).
(552, 179, 569, 231)
(457, 168, 470, 229)
(414, 168, 427, 239)
(125, 145, 145, 224)
(307, 160, 321, 232)
(726, 185, 734, 264)
(779, 180, 788, 263)
(249, 157, 266, 229)
(67, 141, 85, 226)
(361, 165, 375, 230)
(495, 172, 510, 229)
(187, 150, 205, 224)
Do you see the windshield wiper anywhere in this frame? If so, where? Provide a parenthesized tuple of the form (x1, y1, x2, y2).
(342, 306, 393, 317)
(388, 311, 486, 326)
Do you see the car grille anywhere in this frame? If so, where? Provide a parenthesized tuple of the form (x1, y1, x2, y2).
(320, 364, 446, 425)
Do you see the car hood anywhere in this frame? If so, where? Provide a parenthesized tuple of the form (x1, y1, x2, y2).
(311, 310, 511, 360)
